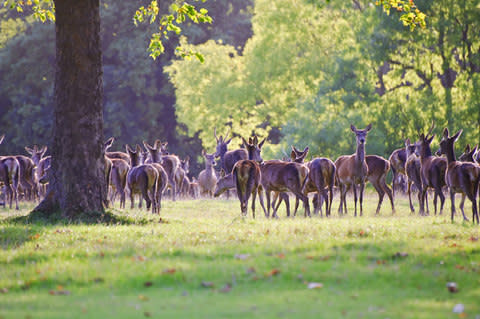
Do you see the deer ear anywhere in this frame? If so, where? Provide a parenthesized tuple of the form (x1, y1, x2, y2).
(143, 141, 153, 151)
(104, 137, 114, 148)
(443, 128, 449, 138)
(253, 136, 258, 145)
(427, 134, 435, 144)
(135, 144, 143, 153)
(241, 137, 248, 148)
(405, 138, 410, 147)
(25, 146, 34, 154)
(453, 129, 462, 141)
(225, 137, 232, 145)
(125, 144, 133, 154)
(365, 123, 372, 132)
(303, 146, 309, 154)
(40, 146, 48, 155)
(290, 150, 296, 160)
(258, 138, 266, 148)
(350, 124, 356, 132)
(464, 144, 471, 153)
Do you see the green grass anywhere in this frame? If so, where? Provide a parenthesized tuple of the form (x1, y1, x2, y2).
(1, 192, 479, 319)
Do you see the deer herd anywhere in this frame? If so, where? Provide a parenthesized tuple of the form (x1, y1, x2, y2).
(0, 123, 479, 224)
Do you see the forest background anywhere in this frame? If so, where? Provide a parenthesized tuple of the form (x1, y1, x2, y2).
(1, 0, 479, 176)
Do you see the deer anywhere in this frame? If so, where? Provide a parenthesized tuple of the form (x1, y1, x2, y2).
(198, 150, 217, 197)
(230, 136, 267, 218)
(436, 128, 480, 224)
(109, 158, 130, 209)
(415, 123, 447, 216)
(214, 128, 248, 174)
(175, 156, 190, 198)
(291, 146, 336, 217)
(156, 140, 180, 201)
(14, 151, 37, 202)
(459, 144, 478, 163)
(335, 124, 371, 217)
(0, 135, 20, 210)
(142, 141, 169, 212)
(126, 144, 159, 213)
(189, 177, 200, 198)
(25, 145, 50, 199)
(104, 137, 130, 163)
(404, 138, 425, 214)
(389, 147, 407, 197)
(365, 154, 395, 215)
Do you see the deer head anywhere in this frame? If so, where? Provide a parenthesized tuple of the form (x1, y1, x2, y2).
(214, 127, 232, 158)
(290, 145, 309, 163)
(436, 128, 462, 160)
(241, 135, 265, 163)
(350, 123, 372, 146)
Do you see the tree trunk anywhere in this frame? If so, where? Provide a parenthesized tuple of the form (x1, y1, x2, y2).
(34, 0, 106, 218)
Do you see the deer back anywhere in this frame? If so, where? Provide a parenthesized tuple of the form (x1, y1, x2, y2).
(260, 160, 309, 193)
(389, 148, 406, 175)
(366, 155, 390, 180)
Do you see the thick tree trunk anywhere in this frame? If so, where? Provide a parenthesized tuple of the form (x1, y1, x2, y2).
(34, 0, 106, 218)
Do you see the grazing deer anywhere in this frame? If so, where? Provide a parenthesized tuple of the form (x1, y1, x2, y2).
(459, 144, 478, 163)
(109, 158, 130, 209)
(143, 141, 169, 212)
(335, 124, 371, 216)
(126, 144, 159, 213)
(366, 155, 395, 215)
(389, 148, 407, 197)
(156, 140, 180, 201)
(105, 137, 130, 163)
(0, 135, 20, 210)
(214, 128, 248, 174)
(415, 124, 447, 216)
(198, 151, 217, 197)
(436, 129, 480, 223)
(291, 146, 336, 217)
(404, 139, 424, 213)
(231, 136, 266, 218)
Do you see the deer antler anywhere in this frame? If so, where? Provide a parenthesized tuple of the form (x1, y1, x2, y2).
(214, 128, 219, 143)
(426, 121, 435, 138)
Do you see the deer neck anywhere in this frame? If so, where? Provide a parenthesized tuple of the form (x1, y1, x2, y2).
(444, 145, 457, 164)
(355, 143, 365, 163)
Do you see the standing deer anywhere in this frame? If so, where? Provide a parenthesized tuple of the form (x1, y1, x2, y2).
(291, 146, 336, 217)
(389, 147, 407, 197)
(126, 144, 159, 213)
(25, 145, 50, 198)
(335, 124, 371, 216)
(365, 155, 395, 214)
(232, 136, 266, 218)
(105, 137, 130, 163)
(436, 128, 480, 223)
(143, 141, 169, 212)
(0, 135, 20, 210)
(109, 158, 130, 209)
(416, 124, 447, 216)
(175, 156, 190, 198)
(459, 144, 478, 163)
(214, 128, 248, 174)
(404, 138, 424, 213)
(157, 140, 180, 201)
(15, 152, 37, 202)
(198, 151, 217, 197)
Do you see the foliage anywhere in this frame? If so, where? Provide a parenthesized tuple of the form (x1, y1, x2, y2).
(1, 198, 480, 318)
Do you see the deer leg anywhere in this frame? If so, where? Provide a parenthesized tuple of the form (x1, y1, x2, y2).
(381, 177, 394, 214)
(459, 193, 469, 221)
(265, 190, 271, 218)
(407, 181, 415, 213)
(294, 197, 300, 217)
(327, 186, 333, 217)
(352, 184, 358, 217)
(449, 190, 456, 222)
(257, 188, 267, 217)
(251, 189, 256, 219)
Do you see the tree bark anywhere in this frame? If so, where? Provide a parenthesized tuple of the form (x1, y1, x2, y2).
(34, 0, 106, 218)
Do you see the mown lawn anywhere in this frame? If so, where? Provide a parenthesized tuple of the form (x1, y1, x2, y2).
(0, 192, 479, 319)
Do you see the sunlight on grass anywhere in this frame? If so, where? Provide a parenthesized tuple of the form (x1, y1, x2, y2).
(1, 192, 479, 318)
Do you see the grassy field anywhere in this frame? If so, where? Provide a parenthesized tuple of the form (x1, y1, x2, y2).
(0, 192, 479, 319)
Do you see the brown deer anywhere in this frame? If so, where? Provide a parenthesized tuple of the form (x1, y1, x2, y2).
(109, 158, 130, 209)
(105, 137, 130, 163)
(365, 155, 395, 215)
(142, 141, 169, 211)
(436, 128, 480, 223)
(156, 140, 180, 201)
(189, 177, 200, 198)
(0, 135, 20, 210)
(25, 145, 50, 198)
(198, 150, 217, 197)
(231, 136, 266, 218)
(214, 128, 248, 174)
(291, 146, 336, 217)
(404, 138, 424, 213)
(389, 147, 407, 197)
(175, 156, 190, 198)
(335, 124, 371, 216)
(459, 144, 477, 163)
(415, 123, 447, 216)
(14, 152, 37, 202)
(126, 144, 159, 213)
